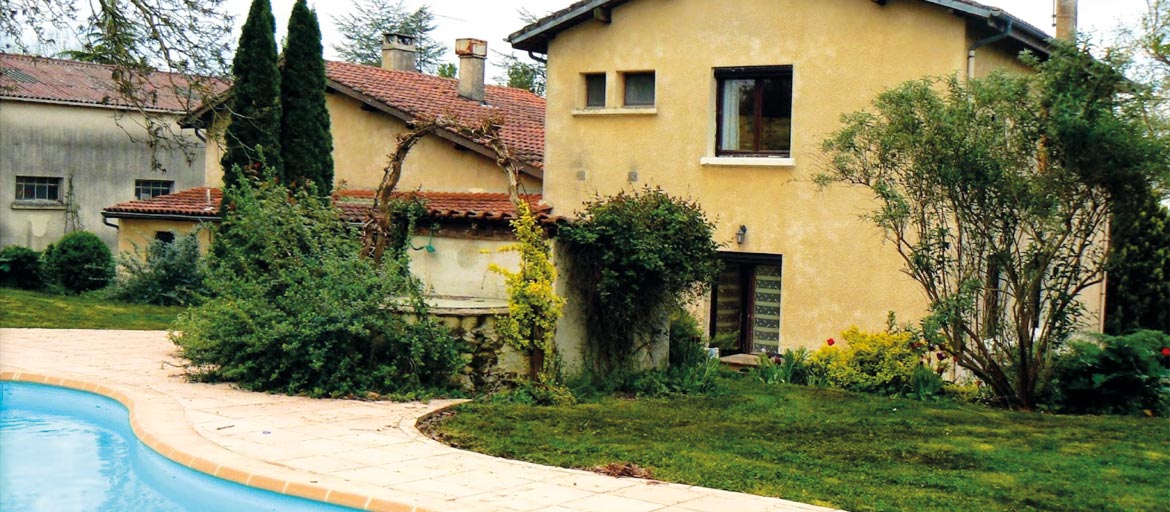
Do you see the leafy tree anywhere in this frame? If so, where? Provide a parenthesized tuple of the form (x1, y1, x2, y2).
(331, 0, 444, 73)
(1105, 191, 1170, 334)
(220, 0, 282, 188)
(280, 0, 333, 196)
(436, 62, 456, 79)
(819, 44, 1166, 410)
(495, 8, 547, 95)
(494, 51, 546, 96)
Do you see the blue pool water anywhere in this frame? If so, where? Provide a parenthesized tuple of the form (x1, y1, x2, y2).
(0, 381, 360, 512)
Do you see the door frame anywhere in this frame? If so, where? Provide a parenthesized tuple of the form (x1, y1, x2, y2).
(708, 251, 784, 354)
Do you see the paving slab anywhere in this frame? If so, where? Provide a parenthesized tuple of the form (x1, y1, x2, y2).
(0, 328, 845, 512)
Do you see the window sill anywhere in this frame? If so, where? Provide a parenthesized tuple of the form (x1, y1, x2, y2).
(572, 107, 657, 116)
(700, 156, 795, 167)
(10, 200, 66, 210)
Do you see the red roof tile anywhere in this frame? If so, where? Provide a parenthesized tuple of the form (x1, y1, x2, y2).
(103, 187, 551, 223)
(324, 61, 545, 169)
(103, 187, 223, 217)
(0, 53, 227, 112)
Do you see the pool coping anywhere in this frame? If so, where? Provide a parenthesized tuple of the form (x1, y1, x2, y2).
(0, 370, 461, 512)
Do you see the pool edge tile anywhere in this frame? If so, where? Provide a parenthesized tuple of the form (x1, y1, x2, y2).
(215, 465, 251, 485)
(246, 473, 287, 494)
(284, 481, 330, 502)
(326, 489, 370, 510)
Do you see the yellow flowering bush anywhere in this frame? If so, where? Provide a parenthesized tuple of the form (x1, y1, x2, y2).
(808, 326, 937, 395)
(490, 201, 565, 381)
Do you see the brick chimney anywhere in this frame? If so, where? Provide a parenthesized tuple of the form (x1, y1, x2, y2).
(1054, 0, 1077, 42)
(382, 33, 417, 72)
(456, 38, 488, 103)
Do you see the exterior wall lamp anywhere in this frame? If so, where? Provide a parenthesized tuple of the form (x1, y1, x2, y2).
(735, 224, 747, 245)
(412, 224, 438, 253)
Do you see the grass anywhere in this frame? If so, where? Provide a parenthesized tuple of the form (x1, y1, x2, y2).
(429, 375, 1170, 512)
(0, 288, 184, 330)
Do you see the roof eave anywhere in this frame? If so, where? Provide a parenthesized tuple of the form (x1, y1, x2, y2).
(101, 210, 221, 222)
(509, 0, 1051, 57)
(925, 0, 1051, 56)
(508, 0, 627, 54)
(325, 77, 544, 180)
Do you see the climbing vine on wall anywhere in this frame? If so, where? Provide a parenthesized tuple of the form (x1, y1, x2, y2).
(490, 200, 564, 381)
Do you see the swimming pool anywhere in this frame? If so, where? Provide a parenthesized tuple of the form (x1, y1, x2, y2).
(0, 381, 361, 512)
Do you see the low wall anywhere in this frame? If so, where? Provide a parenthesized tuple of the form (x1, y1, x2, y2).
(420, 297, 529, 391)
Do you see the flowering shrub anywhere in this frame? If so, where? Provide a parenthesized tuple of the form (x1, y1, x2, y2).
(807, 326, 943, 396)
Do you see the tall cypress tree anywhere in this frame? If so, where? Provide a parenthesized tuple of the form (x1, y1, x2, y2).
(220, 0, 282, 189)
(280, 0, 333, 196)
(1105, 192, 1170, 334)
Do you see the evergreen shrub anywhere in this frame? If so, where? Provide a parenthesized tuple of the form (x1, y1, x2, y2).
(1050, 330, 1170, 417)
(558, 187, 720, 374)
(109, 231, 207, 306)
(44, 231, 114, 293)
(0, 245, 44, 290)
(172, 177, 461, 398)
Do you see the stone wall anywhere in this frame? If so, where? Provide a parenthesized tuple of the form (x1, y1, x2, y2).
(424, 299, 528, 392)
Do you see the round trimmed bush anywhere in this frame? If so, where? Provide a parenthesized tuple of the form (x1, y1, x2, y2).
(45, 231, 114, 293)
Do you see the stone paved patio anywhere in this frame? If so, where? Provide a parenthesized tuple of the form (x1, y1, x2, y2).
(0, 328, 843, 512)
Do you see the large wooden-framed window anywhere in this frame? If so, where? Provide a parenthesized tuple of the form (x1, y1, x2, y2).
(715, 66, 793, 157)
(709, 252, 783, 354)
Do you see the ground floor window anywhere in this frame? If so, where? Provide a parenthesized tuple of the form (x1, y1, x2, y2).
(709, 252, 783, 354)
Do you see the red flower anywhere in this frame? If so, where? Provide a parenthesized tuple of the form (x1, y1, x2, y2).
(1161, 347, 1170, 357)
(827, 338, 836, 346)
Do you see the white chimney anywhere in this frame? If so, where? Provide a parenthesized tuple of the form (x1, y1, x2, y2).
(1054, 0, 1077, 42)
(456, 38, 488, 103)
(382, 33, 417, 72)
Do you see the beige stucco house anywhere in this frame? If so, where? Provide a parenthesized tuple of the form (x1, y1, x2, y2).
(509, 0, 1101, 360)
(1, 53, 212, 251)
(103, 36, 548, 303)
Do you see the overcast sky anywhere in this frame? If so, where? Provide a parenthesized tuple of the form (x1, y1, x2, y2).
(224, 0, 1148, 85)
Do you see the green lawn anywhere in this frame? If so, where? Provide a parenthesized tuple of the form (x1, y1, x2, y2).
(0, 288, 184, 330)
(428, 375, 1170, 512)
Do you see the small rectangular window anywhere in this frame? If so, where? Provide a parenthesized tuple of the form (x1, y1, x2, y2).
(154, 231, 176, 244)
(15, 176, 62, 201)
(623, 71, 655, 107)
(584, 73, 606, 108)
(135, 180, 173, 200)
(716, 66, 793, 157)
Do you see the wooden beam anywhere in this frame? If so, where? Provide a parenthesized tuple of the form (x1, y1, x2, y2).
(593, 6, 611, 23)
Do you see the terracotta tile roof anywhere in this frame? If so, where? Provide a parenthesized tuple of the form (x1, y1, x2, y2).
(0, 53, 227, 112)
(103, 187, 551, 223)
(103, 187, 223, 218)
(324, 61, 545, 169)
(336, 190, 551, 222)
